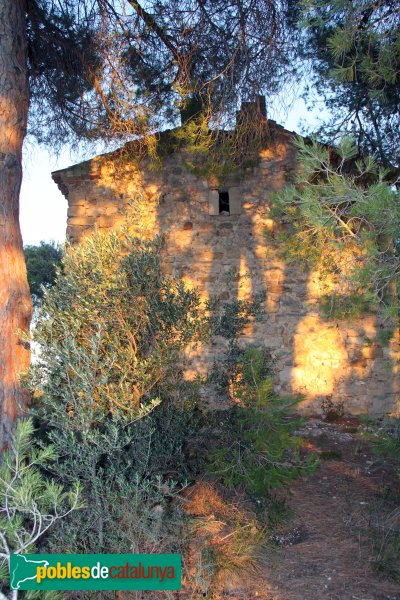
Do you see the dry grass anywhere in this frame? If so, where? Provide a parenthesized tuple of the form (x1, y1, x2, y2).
(181, 482, 267, 597)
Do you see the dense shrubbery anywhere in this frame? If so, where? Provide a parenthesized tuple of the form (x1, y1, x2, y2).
(4, 227, 313, 594)
(208, 346, 318, 496)
(31, 231, 204, 417)
(28, 230, 205, 555)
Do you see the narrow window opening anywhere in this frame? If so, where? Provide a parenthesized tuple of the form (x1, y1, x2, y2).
(219, 190, 230, 214)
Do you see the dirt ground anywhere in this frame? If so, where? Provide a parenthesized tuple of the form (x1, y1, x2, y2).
(119, 417, 400, 600)
(252, 416, 400, 600)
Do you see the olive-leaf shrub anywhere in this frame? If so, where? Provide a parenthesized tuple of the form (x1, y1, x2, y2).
(29, 230, 206, 554)
(31, 230, 204, 418)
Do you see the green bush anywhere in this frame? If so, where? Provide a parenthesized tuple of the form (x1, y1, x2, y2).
(207, 347, 318, 496)
(31, 230, 204, 417)
(29, 229, 206, 554)
(0, 419, 80, 599)
(24, 241, 62, 305)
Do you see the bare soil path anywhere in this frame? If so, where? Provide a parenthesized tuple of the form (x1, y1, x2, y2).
(260, 417, 400, 600)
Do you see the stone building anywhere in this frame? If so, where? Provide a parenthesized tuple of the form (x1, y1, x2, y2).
(52, 107, 399, 415)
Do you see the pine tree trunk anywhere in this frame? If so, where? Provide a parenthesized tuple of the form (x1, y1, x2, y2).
(0, 0, 32, 448)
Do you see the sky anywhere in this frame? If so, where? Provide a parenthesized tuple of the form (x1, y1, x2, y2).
(21, 145, 83, 246)
(20, 95, 323, 246)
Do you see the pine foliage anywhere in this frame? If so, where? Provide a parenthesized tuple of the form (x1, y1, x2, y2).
(272, 137, 400, 319)
(208, 347, 317, 496)
(298, 0, 400, 166)
(0, 419, 81, 598)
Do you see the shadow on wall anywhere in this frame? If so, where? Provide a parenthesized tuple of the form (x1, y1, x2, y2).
(52, 135, 399, 416)
(289, 273, 398, 414)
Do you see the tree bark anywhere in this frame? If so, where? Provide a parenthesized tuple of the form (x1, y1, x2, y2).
(0, 0, 32, 448)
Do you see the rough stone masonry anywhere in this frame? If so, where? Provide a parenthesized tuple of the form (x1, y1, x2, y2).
(52, 119, 399, 415)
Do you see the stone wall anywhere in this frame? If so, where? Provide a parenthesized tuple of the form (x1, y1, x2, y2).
(52, 124, 400, 415)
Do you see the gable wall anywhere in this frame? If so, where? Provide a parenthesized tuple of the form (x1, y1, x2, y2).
(53, 131, 400, 415)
